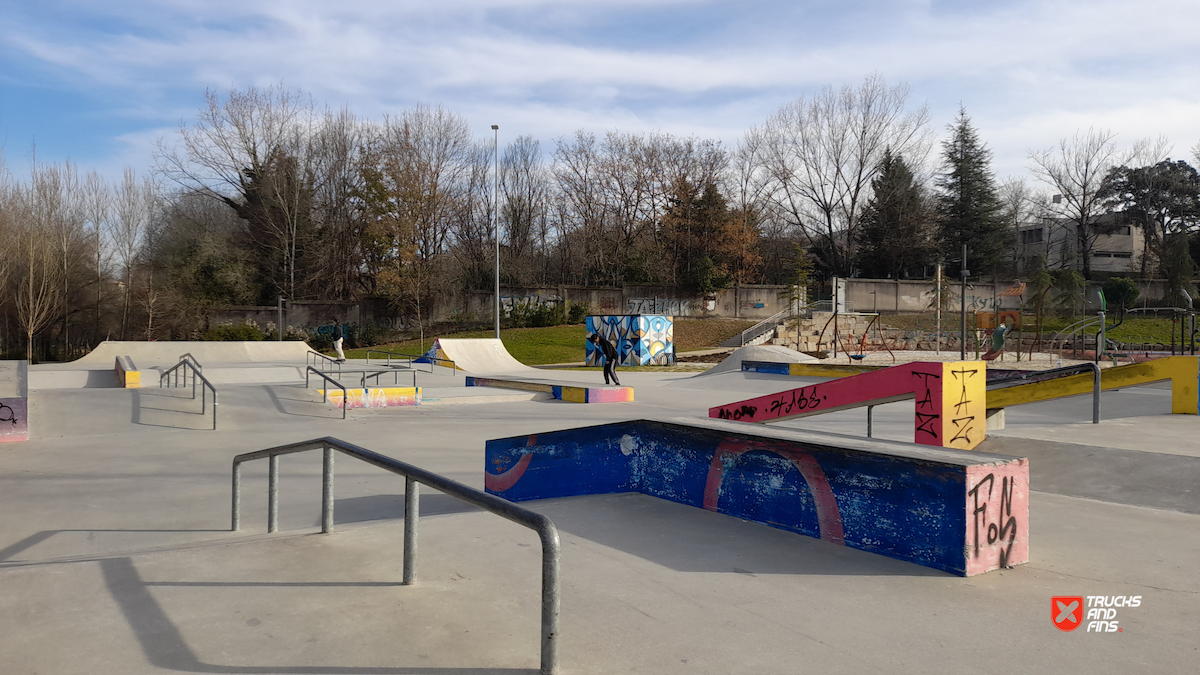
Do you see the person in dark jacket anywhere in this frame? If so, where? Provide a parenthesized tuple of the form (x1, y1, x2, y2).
(587, 333, 621, 386)
(331, 319, 345, 363)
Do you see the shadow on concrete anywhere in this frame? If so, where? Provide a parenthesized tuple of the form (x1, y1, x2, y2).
(99, 556, 536, 674)
(0, 529, 231, 563)
(131, 390, 211, 430)
(83, 369, 121, 388)
(322, 493, 482, 528)
(534, 493, 947, 578)
(263, 385, 342, 419)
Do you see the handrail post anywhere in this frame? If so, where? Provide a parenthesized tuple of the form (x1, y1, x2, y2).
(403, 476, 418, 585)
(322, 444, 334, 534)
(867, 405, 874, 438)
(268, 454, 279, 533)
(1092, 363, 1101, 424)
(231, 461, 241, 531)
(540, 524, 562, 675)
(212, 389, 218, 431)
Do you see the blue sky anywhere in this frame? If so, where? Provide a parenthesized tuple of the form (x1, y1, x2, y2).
(2, 0, 1198, 182)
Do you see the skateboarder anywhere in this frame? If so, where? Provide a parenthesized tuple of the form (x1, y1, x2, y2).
(331, 319, 346, 363)
(587, 333, 621, 386)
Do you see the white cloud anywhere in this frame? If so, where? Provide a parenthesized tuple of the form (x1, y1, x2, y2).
(0, 0, 1197, 179)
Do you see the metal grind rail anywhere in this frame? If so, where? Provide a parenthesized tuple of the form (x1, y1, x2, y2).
(159, 357, 219, 430)
(366, 349, 458, 375)
(305, 366, 348, 420)
(986, 362, 1102, 424)
(322, 368, 418, 389)
(231, 437, 561, 675)
(307, 350, 342, 371)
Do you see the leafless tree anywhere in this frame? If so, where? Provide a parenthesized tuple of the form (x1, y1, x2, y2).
(157, 85, 317, 300)
(82, 171, 112, 339)
(113, 168, 153, 339)
(752, 74, 931, 275)
(12, 163, 65, 361)
(1029, 128, 1122, 279)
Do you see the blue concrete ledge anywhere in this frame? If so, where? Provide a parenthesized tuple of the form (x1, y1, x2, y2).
(484, 418, 1029, 576)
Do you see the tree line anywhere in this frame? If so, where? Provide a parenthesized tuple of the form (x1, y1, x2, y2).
(2, 76, 1198, 360)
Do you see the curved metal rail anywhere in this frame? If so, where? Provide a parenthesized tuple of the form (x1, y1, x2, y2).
(159, 357, 219, 430)
(231, 437, 561, 675)
(304, 366, 348, 419)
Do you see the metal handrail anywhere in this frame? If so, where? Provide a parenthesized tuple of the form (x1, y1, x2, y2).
(367, 348, 458, 374)
(365, 349, 430, 373)
(159, 357, 219, 430)
(305, 366, 348, 419)
(328, 368, 418, 389)
(731, 302, 820, 347)
(230, 437, 561, 675)
(987, 362, 1102, 424)
(178, 353, 202, 370)
(307, 350, 342, 371)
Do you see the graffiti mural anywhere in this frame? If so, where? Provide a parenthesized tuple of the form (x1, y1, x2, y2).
(322, 387, 421, 409)
(585, 315, 675, 366)
(483, 419, 1029, 575)
(626, 297, 692, 316)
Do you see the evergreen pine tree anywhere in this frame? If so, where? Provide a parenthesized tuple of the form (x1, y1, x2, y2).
(936, 108, 1011, 277)
(854, 149, 930, 278)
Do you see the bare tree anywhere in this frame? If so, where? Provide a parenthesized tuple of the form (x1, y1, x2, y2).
(12, 163, 64, 362)
(752, 74, 931, 275)
(156, 85, 317, 300)
(1029, 128, 1122, 279)
(113, 168, 153, 339)
(82, 171, 112, 339)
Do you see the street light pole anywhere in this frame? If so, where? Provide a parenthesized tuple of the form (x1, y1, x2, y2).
(492, 124, 500, 339)
(960, 243, 969, 361)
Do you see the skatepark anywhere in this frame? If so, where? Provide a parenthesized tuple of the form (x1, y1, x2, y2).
(1, 337, 1198, 674)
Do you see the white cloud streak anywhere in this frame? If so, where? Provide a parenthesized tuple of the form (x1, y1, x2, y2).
(1, 0, 1197, 178)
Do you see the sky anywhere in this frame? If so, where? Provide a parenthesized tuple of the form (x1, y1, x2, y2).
(2, 0, 1198, 184)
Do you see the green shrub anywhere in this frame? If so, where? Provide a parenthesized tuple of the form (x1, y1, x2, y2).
(567, 303, 590, 324)
(1102, 277, 1140, 312)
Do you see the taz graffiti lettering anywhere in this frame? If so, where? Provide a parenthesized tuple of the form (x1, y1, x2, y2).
(949, 366, 979, 445)
(967, 473, 1019, 568)
(911, 370, 940, 440)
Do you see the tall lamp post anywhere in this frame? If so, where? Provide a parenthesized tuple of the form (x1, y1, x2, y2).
(960, 243, 969, 361)
(492, 124, 500, 339)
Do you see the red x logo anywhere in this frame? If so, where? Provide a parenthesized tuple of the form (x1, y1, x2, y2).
(1052, 596, 1084, 632)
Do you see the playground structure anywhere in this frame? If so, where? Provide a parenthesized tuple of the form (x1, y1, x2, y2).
(711, 360, 988, 450)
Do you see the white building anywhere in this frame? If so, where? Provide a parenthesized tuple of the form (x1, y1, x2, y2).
(1016, 213, 1143, 277)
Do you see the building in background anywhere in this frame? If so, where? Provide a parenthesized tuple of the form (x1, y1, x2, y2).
(1016, 213, 1143, 277)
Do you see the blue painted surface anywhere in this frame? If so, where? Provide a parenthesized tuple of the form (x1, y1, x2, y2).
(740, 361, 792, 375)
(485, 420, 974, 575)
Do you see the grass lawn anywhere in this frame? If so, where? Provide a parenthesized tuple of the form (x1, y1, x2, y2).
(337, 317, 759, 365)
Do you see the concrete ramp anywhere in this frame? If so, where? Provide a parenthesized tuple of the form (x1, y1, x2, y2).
(72, 341, 316, 368)
(424, 338, 543, 375)
(693, 345, 818, 377)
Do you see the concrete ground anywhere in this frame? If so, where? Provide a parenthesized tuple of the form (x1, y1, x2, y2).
(2, 357, 1198, 674)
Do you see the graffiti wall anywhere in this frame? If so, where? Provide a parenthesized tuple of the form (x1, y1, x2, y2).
(483, 419, 1029, 576)
(585, 315, 675, 366)
(321, 387, 421, 410)
(0, 361, 29, 443)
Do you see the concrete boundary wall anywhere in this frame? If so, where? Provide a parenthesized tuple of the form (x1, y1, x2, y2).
(0, 360, 29, 443)
(484, 418, 1029, 576)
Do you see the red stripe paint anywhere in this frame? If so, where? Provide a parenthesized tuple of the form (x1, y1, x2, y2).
(704, 440, 845, 545)
(484, 435, 537, 492)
